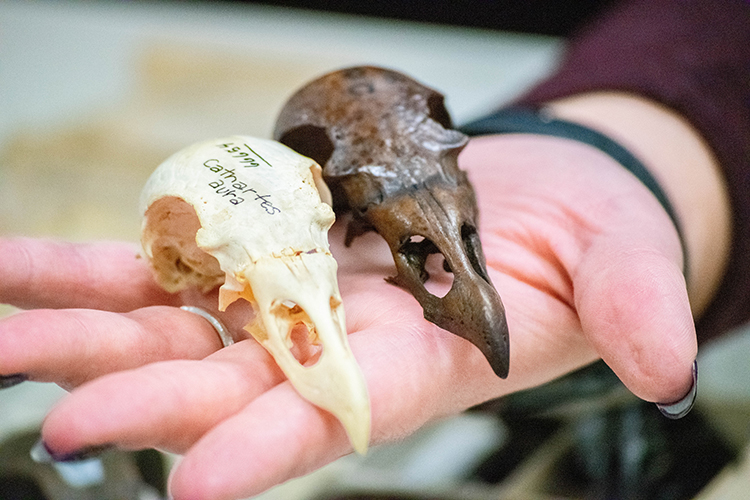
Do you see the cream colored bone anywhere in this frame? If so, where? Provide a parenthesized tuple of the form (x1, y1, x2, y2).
(140, 136, 370, 454)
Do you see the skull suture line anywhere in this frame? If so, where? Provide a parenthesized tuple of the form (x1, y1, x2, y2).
(274, 66, 510, 378)
(140, 136, 370, 454)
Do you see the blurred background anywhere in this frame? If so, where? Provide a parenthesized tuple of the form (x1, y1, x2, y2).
(1, 1, 749, 499)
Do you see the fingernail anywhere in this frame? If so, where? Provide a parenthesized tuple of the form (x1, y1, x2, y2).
(656, 359, 698, 419)
(30, 438, 107, 488)
(30, 438, 112, 463)
(0, 373, 28, 389)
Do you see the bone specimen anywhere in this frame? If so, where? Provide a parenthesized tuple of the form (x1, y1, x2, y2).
(140, 136, 370, 453)
(274, 66, 509, 378)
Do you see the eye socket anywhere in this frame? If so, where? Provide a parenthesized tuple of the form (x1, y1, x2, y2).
(427, 93, 453, 129)
(278, 125, 335, 167)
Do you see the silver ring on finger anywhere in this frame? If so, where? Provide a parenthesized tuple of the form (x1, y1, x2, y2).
(180, 306, 235, 348)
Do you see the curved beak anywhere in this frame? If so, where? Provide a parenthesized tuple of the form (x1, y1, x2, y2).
(243, 253, 371, 454)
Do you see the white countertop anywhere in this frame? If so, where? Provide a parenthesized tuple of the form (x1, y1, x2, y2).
(0, 0, 562, 148)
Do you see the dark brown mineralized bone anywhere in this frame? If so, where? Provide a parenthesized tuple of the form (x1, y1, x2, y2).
(274, 66, 509, 378)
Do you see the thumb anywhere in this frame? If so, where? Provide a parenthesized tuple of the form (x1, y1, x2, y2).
(575, 240, 697, 405)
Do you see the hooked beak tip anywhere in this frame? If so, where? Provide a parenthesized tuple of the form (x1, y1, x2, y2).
(488, 351, 510, 379)
(459, 307, 510, 379)
(484, 317, 510, 379)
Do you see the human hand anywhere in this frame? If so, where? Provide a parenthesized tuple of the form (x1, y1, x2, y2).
(0, 133, 699, 500)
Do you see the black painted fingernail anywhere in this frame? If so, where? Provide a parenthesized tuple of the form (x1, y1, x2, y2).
(30, 438, 112, 463)
(656, 359, 698, 419)
(0, 373, 28, 389)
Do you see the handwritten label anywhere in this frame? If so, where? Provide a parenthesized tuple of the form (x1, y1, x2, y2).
(218, 142, 272, 168)
(201, 141, 280, 214)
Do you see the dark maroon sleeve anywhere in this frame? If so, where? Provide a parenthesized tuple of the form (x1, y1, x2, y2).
(514, 0, 750, 343)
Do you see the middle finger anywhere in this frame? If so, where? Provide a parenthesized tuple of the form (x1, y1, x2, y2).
(40, 339, 285, 456)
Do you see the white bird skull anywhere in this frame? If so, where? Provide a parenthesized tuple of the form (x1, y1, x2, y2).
(139, 136, 370, 454)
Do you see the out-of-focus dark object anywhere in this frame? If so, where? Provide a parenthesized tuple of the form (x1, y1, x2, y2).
(313, 363, 740, 500)
(0, 430, 168, 500)
(275, 66, 509, 378)
(471, 362, 739, 500)
(233, 0, 618, 36)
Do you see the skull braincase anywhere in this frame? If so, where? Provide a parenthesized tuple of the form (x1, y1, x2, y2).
(140, 136, 370, 454)
(274, 66, 510, 378)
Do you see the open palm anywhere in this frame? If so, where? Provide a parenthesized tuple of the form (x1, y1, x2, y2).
(0, 134, 696, 500)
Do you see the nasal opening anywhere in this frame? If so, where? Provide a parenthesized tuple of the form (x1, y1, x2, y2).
(399, 235, 454, 298)
(461, 224, 491, 284)
(289, 321, 323, 367)
(277, 300, 324, 367)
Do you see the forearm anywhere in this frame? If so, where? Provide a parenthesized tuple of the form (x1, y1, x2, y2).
(545, 92, 732, 317)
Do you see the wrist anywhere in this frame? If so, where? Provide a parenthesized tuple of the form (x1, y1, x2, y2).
(544, 91, 732, 317)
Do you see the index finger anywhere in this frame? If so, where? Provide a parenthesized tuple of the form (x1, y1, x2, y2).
(0, 238, 180, 311)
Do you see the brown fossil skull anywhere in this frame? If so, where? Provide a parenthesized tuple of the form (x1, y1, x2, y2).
(274, 66, 509, 378)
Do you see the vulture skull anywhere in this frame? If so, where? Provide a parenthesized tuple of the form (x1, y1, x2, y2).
(140, 136, 370, 453)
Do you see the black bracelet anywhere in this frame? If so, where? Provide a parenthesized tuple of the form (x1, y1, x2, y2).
(460, 107, 688, 276)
